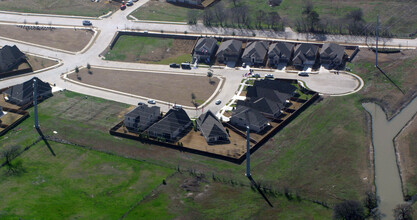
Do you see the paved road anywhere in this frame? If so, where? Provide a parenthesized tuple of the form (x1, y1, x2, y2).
(0, 2, 363, 116)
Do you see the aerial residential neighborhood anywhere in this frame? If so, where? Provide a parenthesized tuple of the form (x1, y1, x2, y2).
(0, 0, 417, 219)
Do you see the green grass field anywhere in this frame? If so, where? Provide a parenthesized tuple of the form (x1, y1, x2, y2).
(0, 0, 118, 17)
(105, 35, 192, 64)
(131, 0, 417, 36)
(0, 142, 174, 219)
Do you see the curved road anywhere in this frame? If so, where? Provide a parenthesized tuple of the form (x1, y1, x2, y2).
(0, 2, 364, 115)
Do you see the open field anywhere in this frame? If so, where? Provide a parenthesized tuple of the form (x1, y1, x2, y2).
(0, 0, 119, 17)
(0, 142, 174, 219)
(396, 116, 417, 198)
(124, 173, 332, 219)
(132, 0, 417, 36)
(68, 68, 219, 106)
(0, 25, 94, 52)
(104, 35, 194, 64)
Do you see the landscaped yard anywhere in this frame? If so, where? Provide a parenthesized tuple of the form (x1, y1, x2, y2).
(0, 0, 119, 17)
(105, 35, 194, 64)
(0, 25, 94, 52)
(68, 68, 220, 107)
(131, 0, 417, 36)
(0, 142, 174, 219)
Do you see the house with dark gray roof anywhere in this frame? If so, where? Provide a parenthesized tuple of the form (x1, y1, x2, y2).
(146, 107, 191, 141)
(241, 41, 268, 66)
(252, 79, 297, 97)
(167, 0, 202, 6)
(268, 42, 294, 67)
(4, 77, 52, 106)
(230, 105, 269, 133)
(0, 45, 26, 73)
(292, 44, 319, 69)
(124, 103, 160, 133)
(0, 106, 4, 118)
(237, 97, 283, 118)
(320, 43, 346, 69)
(196, 110, 229, 143)
(193, 38, 218, 63)
(216, 39, 242, 64)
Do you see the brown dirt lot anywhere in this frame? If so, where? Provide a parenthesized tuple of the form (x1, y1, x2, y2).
(26, 54, 58, 71)
(0, 25, 94, 52)
(68, 68, 220, 106)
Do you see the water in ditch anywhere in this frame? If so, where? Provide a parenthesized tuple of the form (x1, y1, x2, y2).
(363, 97, 417, 219)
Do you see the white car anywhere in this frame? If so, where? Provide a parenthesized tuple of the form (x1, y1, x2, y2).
(265, 74, 274, 79)
(215, 100, 221, 105)
(147, 99, 156, 104)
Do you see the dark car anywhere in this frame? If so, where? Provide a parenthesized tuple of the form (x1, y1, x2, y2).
(120, 4, 126, 10)
(169, 63, 180, 68)
(82, 20, 92, 26)
(181, 62, 191, 69)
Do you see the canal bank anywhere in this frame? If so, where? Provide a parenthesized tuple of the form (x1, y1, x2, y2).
(363, 96, 417, 219)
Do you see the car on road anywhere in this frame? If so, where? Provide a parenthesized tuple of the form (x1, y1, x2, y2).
(252, 73, 260, 78)
(298, 72, 309, 77)
(169, 63, 180, 68)
(82, 20, 92, 26)
(215, 100, 221, 105)
(181, 62, 191, 69)
(147, 99, 156, 104)
(126, 0, 133, 6)
(120, 4, 126, 10)
(265, 74, 274, 79)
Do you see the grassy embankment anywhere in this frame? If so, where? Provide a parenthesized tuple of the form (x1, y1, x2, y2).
(105, 35, 192, 65)
(0, 0, 118, 17)
(131, 0, 417, 36)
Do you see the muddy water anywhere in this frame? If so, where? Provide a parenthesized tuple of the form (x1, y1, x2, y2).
(363, 97, 417, 219)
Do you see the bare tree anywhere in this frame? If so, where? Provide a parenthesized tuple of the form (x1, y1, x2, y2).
(214, 2, 226, 26)
(1, 145, 21, 174)
(333, 200, 365, 220)
(255, 10, 266, 28)
(393, 204, 413, 220)
(207, 71, 213, 84)
(187, 10, 199, 25)
(203, 8, 215, 26)
(232, 0, 240, 7)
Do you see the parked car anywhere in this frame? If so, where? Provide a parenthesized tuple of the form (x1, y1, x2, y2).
(215, 100, 221, 105)
(181, 62, 191, 69)
(173, 104, 182, 109)
(147, 99, 156, 104)
(169, 63, 180, 68)
(265, 74, 274, 79)
(82, 20, 92, 26)
(298, 72, 309, 77)
(120, 4, 126, 10)
(242, 63, 247, 68)
(126, 0, 133, 6)
(252, 73, 260, 78)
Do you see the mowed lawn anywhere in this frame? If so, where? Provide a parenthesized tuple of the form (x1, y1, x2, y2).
(131, 0, 417, 36)
(0, 142, 174, 219)
(0, 0, 119, 17)
(125, 173, 332, 219)
(105, 35, 194, 64)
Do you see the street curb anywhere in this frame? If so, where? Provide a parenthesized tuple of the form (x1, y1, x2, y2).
(0, 10, 103, 20)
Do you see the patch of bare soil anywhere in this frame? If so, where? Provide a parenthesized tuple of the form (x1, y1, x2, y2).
(68, 68, 219, 106)
(26, 54, 58, 71)
(0, 25, 94, 52)
(140, 39, 195, 63)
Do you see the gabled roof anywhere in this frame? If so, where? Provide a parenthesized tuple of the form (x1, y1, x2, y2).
(196, 110, 228, 139)
(216, 39, 242, 56)
(0, 45, 26, 73)
(320, 43, 345, 62)
(242, 41, 268, 59)
(125, 103, 160, 118)
(237, 96, 282, 115)
(147, 108, 191, 134)
(268, 42, 294, 59)
(232, 105, 269, 128)
(246, 86, 291, 105)
(252, 79, 297, 95)
(4, 77, 51, 102)
(293, 44, 319, 62)
(195, 38, 217, 55)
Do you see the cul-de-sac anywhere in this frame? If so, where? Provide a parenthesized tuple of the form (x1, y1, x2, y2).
(0, 0, 417, 219)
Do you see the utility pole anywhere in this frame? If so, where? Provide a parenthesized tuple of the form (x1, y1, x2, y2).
(33, 78, 39, 129)
(376, 15, 379, 67)
(245, 126, 251, 178)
